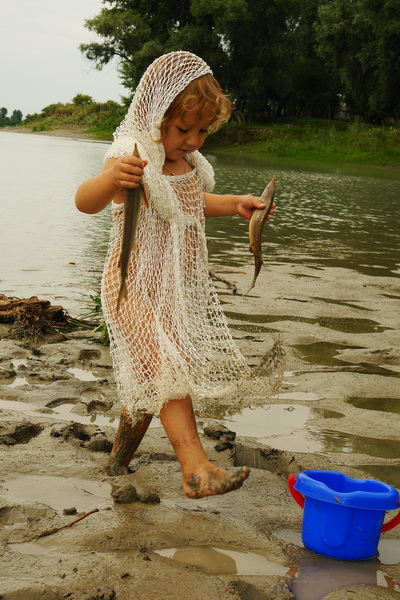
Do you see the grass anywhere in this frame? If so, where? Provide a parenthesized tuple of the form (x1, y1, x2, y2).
(209, 119, 400, 168)
(16, 102, 400, 169)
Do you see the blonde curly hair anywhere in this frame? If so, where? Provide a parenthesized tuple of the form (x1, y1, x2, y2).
(160, 73, 232, 138)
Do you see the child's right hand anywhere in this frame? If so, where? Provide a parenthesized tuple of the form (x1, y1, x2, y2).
(111, 155, 148, 189)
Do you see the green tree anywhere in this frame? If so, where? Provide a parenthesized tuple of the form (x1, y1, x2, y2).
(0, 107, 9, 127)
(72, 93, 94, 106)
(315, 0, 400, 122)
(0, 107, 23, 127)
(9, 109, 23, 126)
(79, 0, 339, 120)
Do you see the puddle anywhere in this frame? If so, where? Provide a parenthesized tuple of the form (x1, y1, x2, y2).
(0, 375, 52, 388)
(348, 397, 400, 414)
(314, 430, 400, 458)
(275, 530, 400, 599)
(51, 401, 117, 425)
(294, 343, 400, 378)
(294, 342, 361, 367)
(0, 398, 161, 429)
(1, 475, 111, 512)
(290, 559, 399, 600)
(67, 367, 100, 382)
(227, 405, 400, 457)
(0, 399, 118, 427)
(155, 545, 287, 576)
(377, 539, 400, 565)
(2, 395, 397, 460)
(81, 389, 109, 406)
(209, 403, 344, 453)
(227, 312, 387, 334)
(8, 540, 77, 556)
(358, 465, 400, 489)
(275, 529, 400, 566)
(312, 297, 373, 312)
(155, 540, 400, 598)
(10, 358, 29, 368)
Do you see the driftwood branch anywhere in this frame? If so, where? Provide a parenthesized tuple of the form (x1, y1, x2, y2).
(0, 295, 67, 325)
(208, 269, 242, 294)
(36, 508, 99, 539)
(0, 294, 95, 341)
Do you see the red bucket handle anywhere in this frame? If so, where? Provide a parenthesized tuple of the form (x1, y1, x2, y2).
(382, 510, 400, 532)
(288, 474, 304, 508)
(288, 474, 400, 532)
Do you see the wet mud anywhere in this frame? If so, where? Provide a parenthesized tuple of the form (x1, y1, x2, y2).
(1, 263, 400, 599)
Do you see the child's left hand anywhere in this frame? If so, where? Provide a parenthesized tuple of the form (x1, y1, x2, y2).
(236, 195, 276, 221)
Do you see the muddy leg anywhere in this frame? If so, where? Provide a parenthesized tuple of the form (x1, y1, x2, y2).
(160, 396, 250, 498)
(105, 407, 152, 475)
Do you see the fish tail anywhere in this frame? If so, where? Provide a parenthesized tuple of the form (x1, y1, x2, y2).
(243, 257, 263, 296)
(243, 280, 255, 296)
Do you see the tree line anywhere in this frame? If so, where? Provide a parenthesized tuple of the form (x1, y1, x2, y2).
(80, 0, 400, 124)
(0, 107, 23, 127)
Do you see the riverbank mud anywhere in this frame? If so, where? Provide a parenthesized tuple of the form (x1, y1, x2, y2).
(1, 263, 400, 599)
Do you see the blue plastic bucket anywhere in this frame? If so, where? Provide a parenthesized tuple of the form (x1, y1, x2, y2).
(288, 470, 400, 560)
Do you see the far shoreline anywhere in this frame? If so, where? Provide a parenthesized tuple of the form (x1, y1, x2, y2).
(2, 125, 400, 176)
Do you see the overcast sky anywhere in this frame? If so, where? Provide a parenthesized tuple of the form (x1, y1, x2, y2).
(1, 0, 125, 117)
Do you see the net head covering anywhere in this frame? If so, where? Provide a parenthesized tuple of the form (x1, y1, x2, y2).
(115, 52, 213, 156)
(105, 51, 216, 219)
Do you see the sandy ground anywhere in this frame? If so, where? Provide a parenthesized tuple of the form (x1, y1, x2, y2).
(1, 262, 400, 600)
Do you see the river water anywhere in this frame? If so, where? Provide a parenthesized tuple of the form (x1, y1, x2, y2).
(2, 132, 400, 593)
(1, 131, 399, 315)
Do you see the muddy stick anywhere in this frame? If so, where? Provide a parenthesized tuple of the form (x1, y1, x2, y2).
(36, 508, 99, 539)
(209, 270, 238, 294)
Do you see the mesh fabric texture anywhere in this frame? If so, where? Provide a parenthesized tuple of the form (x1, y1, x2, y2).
(101, 51, 283, 417)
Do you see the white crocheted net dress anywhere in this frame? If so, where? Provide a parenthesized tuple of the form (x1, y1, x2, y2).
(101, 52, 282, 418)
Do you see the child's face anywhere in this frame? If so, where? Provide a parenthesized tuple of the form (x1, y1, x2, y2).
(162, 110, 211, 162)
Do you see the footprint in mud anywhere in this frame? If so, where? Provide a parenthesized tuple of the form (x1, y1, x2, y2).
(50, 422, 113, 452)
(0, 421, 43, 445)
(78, 348, 102, 363)
(234, 442, 302, 478)
(0, 503, 55, 527)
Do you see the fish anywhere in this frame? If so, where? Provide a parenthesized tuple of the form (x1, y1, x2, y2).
(244, 175, 276, 295)
(116, 143, 143, 312)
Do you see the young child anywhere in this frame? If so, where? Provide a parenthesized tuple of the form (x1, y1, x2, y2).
(75, 51, 281, 499)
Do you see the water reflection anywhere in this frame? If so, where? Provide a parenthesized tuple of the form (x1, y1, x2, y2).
(1, 133, 399, 315)
(155, 545, 287, 576)
(348, 397, 400, 414)
(294, 343, 400, 378)
(313, 429, 400, 458)
(2, 474, 111, 512)
(206, 152, 400, 277)
(290, 560, 398, 600)
(226, 311, 386, 334)
(294, 342, 358, 366)
(0, 132, 110, 312)
(275, 529, 400, 599)
(155, 538, 400, 598)
(209, 155, 400, 275)
(359, 465, 400, 490)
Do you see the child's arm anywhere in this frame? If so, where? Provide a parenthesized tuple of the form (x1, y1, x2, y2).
(204, 193, 274, 220)
(75, 156, 147, 214)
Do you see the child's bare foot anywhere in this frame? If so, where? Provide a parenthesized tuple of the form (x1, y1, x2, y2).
(183, 465, 250, 498)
